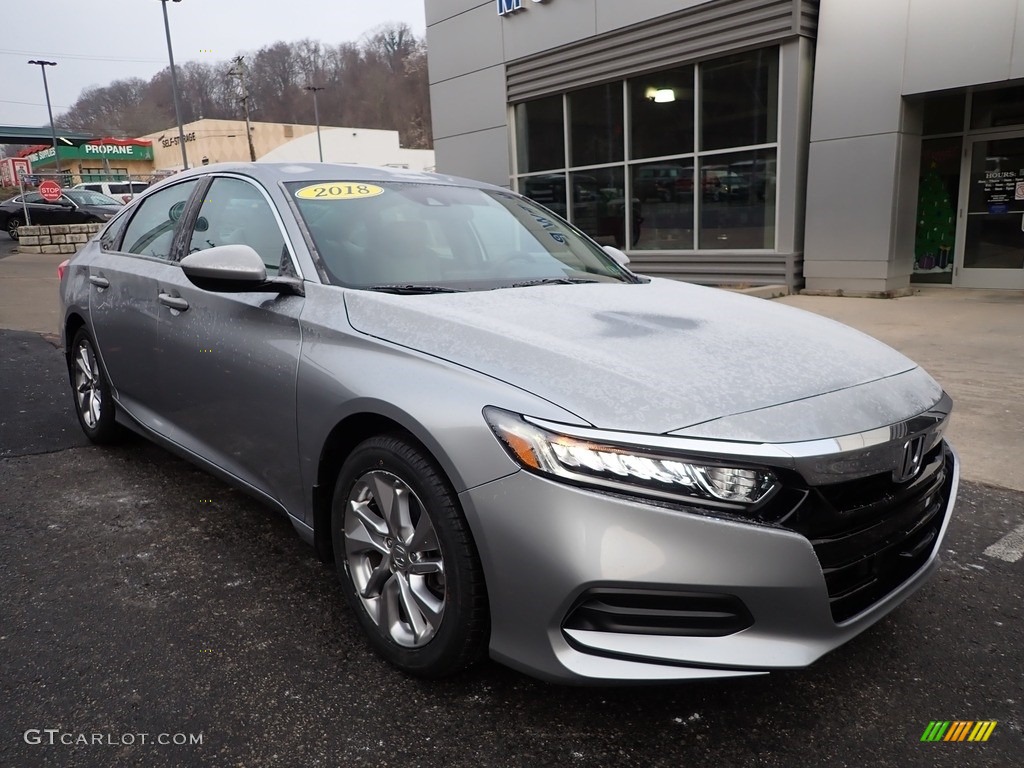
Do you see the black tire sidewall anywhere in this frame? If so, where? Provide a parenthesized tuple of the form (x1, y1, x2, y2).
(331, 435, 487, 677)
(8, 217, 22, 239)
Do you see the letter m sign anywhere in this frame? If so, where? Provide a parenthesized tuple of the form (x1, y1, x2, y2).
(497, 0, 523, 15)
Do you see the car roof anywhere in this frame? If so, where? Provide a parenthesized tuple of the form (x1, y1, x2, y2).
(158, 162, 506, 193)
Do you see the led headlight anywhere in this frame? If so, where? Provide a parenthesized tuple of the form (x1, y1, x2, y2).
(485, 408, 777, 508)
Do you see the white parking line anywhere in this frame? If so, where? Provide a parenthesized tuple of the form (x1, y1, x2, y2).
(983, 523, 1024, 563)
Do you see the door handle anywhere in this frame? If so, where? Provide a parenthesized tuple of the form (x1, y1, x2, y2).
(158, 293, 189, 312)
(89, 275, 109, 288)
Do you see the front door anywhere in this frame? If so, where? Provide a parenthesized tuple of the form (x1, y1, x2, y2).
(155, 175, 304, 506)
(955, 132, 1024, 289)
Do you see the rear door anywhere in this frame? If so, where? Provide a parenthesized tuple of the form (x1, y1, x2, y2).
(154, 174, 304, 502)
(87, 178, 201, 426)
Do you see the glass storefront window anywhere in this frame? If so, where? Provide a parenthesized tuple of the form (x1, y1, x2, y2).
(971, 84, 1024, 130)
(515, 46, 779, 253)
(515, 95, 565, 173)
(569, 167, 633, 248)
(912, 137, 961, 283)
(569, 83, 624, 167)
(700, 49, 778, 152)
(921, 92, 966, 135)
(519, 173, 568, 220)
(631, 160, 694, 250)
(628, 66, 694, 160)
(698, 149, 776, 249)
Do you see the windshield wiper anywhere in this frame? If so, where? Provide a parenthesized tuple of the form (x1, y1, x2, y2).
(505, 277, 601, 288)
(365, 284, 465, 294)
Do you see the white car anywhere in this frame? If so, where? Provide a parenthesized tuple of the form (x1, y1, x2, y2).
(72, 181, 149, 204)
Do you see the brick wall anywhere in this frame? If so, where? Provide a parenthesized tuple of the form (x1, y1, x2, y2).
(17, 224, 103, 254)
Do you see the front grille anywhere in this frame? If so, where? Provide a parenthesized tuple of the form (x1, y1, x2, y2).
(563, 589, 753, 637)
(783, 442, 953, 623)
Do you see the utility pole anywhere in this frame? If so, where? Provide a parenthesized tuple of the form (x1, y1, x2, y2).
(304, 85, 324, 162)
(159, 0, 189, 170)
(230, 56, 257, 162)
(27, 60, 61, 173)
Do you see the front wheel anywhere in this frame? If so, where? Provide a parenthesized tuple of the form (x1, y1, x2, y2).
(69, 327, 120, 444)
(7, 216, 23, 240)
(331, 435, 488, 677)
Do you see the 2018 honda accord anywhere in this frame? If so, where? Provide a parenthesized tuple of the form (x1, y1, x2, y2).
(58, 163, 958, 683)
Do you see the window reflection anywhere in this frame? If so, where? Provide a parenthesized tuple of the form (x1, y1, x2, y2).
(700, 50, 778, 152)
(629, 66, 694, 160)
(514, 47, 780, 253)
(515, 95, 565, 173)
(971, 85, 1024, 130)
(569, 83, 624, 167)
(569, 167, 638, 249)
(632, 161, 693, 250)
(698, 150, 776, 249)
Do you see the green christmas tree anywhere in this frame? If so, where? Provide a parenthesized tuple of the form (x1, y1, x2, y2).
(914, 163, 955, 270)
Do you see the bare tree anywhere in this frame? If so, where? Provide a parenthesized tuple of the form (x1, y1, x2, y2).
(51, 25, 434, 149)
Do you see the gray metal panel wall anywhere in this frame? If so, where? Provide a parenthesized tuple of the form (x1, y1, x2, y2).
(506, 0, 819, 101)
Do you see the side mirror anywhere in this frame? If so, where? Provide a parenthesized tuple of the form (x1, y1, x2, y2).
(180, 244, 302, 295)
(602, 245, 630, 267)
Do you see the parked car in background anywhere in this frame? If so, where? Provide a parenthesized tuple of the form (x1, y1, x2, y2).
(73, 180, 149, 204)
(1, 190, 123, 240)
(58, 163, 958, 684)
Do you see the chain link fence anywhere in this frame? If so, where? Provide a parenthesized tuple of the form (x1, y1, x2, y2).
(11, 170, 174, 229)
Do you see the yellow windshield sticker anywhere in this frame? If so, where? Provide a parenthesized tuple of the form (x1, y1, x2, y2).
(295, 183, 385, 200)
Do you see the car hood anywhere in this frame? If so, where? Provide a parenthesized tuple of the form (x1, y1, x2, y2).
(344, 278, 924, 437)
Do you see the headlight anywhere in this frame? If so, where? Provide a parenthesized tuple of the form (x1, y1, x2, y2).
(484, 408, 778, 509)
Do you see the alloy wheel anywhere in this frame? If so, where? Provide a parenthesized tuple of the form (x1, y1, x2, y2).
(73, 338, 102, 429)
(344, 470, 446, 648)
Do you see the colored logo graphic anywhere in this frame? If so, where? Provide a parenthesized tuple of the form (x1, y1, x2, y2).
(921, 721, 997, 742)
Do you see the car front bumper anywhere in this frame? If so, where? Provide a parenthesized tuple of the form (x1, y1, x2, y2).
(459, 444, 959, 684)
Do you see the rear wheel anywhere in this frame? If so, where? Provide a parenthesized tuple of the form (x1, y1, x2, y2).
(7, 215, 23, 240)
(331, 435, 488, 677)
(69, 327, 120, 444)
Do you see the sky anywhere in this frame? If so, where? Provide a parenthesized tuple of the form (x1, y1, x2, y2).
(1, 0, 427, 129)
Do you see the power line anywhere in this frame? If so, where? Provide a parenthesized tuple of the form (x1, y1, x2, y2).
(0, 99, 72, 109)
(0, 48, 168, 64)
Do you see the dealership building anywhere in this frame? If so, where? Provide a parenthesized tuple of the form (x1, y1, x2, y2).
(426, 0, 1024, 293)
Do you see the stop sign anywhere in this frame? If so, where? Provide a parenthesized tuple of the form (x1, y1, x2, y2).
(39, 179, 62, 201)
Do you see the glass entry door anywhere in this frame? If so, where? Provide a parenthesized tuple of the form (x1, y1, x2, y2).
(955, 133, 1024, 288)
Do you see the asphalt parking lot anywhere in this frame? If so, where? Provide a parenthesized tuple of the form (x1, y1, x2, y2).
(1, 250, 1021, 766)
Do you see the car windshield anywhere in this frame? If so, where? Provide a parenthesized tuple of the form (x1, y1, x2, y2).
(64, 190, 122, 207)
(286, 181, 635, 291)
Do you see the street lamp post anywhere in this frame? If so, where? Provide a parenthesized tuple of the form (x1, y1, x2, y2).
(304, 86, 324, 162)
(159, 0, 189, 170)
(27, 60, 61, 173)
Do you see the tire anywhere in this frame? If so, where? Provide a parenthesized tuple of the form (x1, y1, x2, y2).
(68, 327, 120, 444)
(7, 215, 23, 240)
(331, 434, 488, 677)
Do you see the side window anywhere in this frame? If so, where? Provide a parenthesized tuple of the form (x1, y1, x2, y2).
(121, 180, 199, 260)
(188, 177, 288, 276)
(23, 193, 43, 204)
(99, 211, 131, 252)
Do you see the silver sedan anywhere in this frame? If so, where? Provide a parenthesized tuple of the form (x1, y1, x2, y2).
(58, 163, 958, 683)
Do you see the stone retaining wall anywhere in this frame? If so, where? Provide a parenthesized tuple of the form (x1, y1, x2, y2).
(17, 224, 103, 254)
